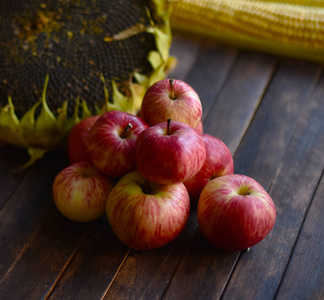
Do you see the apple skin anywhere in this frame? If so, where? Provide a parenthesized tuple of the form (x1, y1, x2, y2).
(135, 120, 206, 185)
(197, 174, 276, 251)
(195, 121, 203, 134)
(141, 78, 202, 128)
(85, 110, 148, 177)
(136, 109, 143, 119)
(67, 115, 100, 164)
(184, 134, 234, 205)
(53, 161, 114, 222)
(106, 171, 190, 250)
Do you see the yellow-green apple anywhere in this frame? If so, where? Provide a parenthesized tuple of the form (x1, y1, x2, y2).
(67, 115, 100, 164)
(184, 134, 234, 205)
(141, 78, 202, 128)
(106, 171, 190, 250)
(197, 174, 276, 251)
(52, 161, 114, 222)
(135, 119, 206, 184)
(85, 110, 148, 177)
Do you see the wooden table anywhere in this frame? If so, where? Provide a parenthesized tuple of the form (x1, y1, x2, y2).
(0, 34, 323, 300)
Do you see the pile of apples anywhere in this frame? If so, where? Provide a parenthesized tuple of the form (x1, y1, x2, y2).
(53, 79, 276, 252)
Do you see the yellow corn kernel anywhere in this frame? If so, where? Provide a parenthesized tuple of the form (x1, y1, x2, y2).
(248, 0, 324, 8)
(171, 0, 324, 63)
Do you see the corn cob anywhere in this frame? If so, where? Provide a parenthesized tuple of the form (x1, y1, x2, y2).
(249, 0, 324, 7)
(171, 0, 324, 63)
(0, 0, 174, 167)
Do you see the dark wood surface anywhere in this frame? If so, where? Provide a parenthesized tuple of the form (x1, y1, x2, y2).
(0, 34, 323, 300)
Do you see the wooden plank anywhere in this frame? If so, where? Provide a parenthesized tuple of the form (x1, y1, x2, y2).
(0, 155, 127, 299)
(162, 61, 322, 300)
(0, 36, 322, 300)
(0, 145, 30, 209)
(221, 71, 324, 300)
(101, 42, 238, 299)
(3, 34, 204, 297)
(202, 51, 277, 153)
(102, 48, 276, 299)
(103, 212, 198, 300)
(0, 149, 69, 280)
(182, 41, 238, 121)
(168, 35, 202, 80)
(46, 218, 129, 300)
(0, 35, 205, 299)
(0, 157, 128, 297)
(163, 229, 239, 300)
(0, 208, 90, 299)
(275, 131, 324, 296)
(234, 59, 322, 188)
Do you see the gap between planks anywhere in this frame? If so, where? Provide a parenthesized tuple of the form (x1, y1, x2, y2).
(44, 222, 97, 299)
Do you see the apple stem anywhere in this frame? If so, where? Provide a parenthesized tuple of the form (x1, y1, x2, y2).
(167, 118, 172, 135)
(169, 78, 175, 100)
(121, 123, 133, 138)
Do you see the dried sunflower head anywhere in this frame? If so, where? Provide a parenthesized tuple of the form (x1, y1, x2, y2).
(0, 0, 175, 166)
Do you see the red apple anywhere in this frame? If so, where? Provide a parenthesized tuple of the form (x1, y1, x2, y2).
(135, 119, 206, 184)
(52, 161, 114, 222)
(106, 171, 190, 250)
(85, 110, 148, 177)
(141, 78, 202, 128)
(195, 121, 203, 134)
(136, 109, 143, 119)
(67, 115, 100, 164)
(197, 174, 276, 251)
(184, 134, 234, 205)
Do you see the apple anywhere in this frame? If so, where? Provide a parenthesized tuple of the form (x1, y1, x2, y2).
(106, 171, 190, 250)
(135, 119, 206, 184)
(184, 134, 234, 205)
(136, 109, 143, 119)
(141, 78, 202, 128)
(195, 121, 203, 134)
(197, 174, 276, 251)
(52, 161, 114, 222)
(67, 115, 100, 164)
(85, 110, 148, 177)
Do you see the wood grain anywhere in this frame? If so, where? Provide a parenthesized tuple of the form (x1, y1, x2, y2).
(161, 60, 323, 300)
(275, 76, 324, 300)
(0, 34, 323, 300)
(0, 209, 90, 299)
(162, 229, 240, 300)
(104, 212, 198, 300)
(234, 59, 322, 188)
(168, 36, 201, 80)
(276, 174, 324, 300)
(104, 46, 277, 300)
(0, 149, 69, 281)
(0, 145, 30, 209)
(183, 41, 238, 121)
(47, 218, 129, 300)
(98, 41, 239, 299)
(202, 51, 277, 153)
(222, 70, 324, 300)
